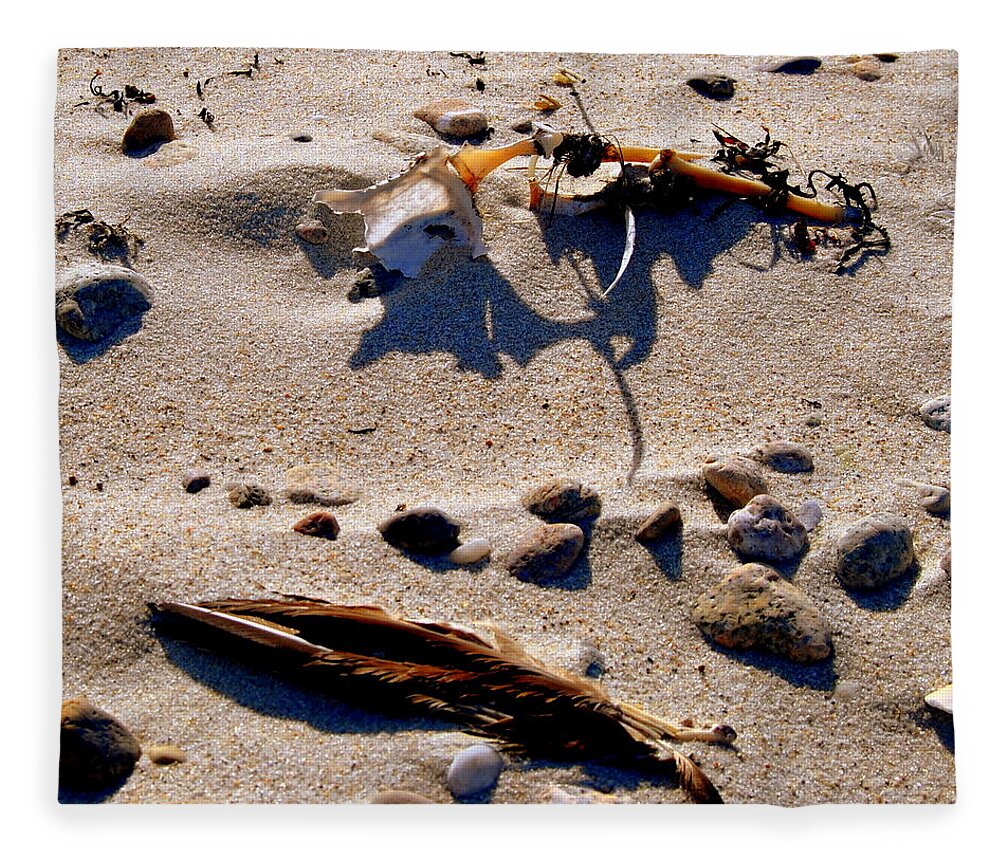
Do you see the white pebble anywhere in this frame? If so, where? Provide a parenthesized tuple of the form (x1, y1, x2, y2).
(449, 538, 491, 565)
(446, 744, 503, 797)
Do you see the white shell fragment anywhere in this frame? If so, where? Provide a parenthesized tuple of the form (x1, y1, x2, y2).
(448, 538, 491, 565)
(924, 684, 953, 715)
(313, 146, 486, 277)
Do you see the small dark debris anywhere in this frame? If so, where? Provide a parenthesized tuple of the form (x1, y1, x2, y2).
(475, 77, 486, 92)
(686, 74, 735, 100)
(450, 51, 487, 66)
(766, 57, 822, 74)
(874, 53, 899, 63)
(183, 470, 211, 493)
(290, 132, 313, 142)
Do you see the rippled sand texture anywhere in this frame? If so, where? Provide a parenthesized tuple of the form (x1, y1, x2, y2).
(55, 48, 955, 804)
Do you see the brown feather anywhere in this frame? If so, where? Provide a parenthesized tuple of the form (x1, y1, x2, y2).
(152, 598, 728, 803)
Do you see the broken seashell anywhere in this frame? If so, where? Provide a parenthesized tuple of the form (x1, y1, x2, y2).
(924, 684, 952, 715)
(314, 147, 487, 277)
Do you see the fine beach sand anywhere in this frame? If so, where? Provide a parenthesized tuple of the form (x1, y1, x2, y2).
(54, 47, 955, 805)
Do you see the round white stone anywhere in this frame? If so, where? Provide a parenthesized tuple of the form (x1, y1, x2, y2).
(446, 743, 503, 797)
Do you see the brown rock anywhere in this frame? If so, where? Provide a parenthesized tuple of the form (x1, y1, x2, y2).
(702, 455, 768, 506)
(521, 478, 601, 522)
(60, 699, 141, 791)
(292, 511, 341, 540)
(635, 501, 682, 542)
(851, 59, 883, 81)
(122, 108, 176, 155)
(506, 523, 584, 583)
(146, 743, 187, 765)
(295, 219, 330, 245)
(227, 481, 272, 509)
(692, 563, 833, 662)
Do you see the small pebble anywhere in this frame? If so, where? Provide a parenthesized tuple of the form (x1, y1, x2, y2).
(941, 549, 951, 575)
(924, 684, 953, 715)
(510, 117, 536, 134)
(548, 785, 620, 803)
(726, 494, 808, 563)
(414, 99, 488, 138)
(804, 414, 822, 427)
(56, 263, 153, 344)
(686, 74, 735, 100)
(850, 58, 882, 81)
(505, 523, 585, 583)
(692, 563, 833, 662)
(146, 744, 187, 765)
(122, 108, 176, 155)
(874, 52, 900, 63)
(295, 219, 329, 245)
(446, 744, 503, 798)
(833, 680, 861, 702)
(284, 463, 360, 506)
(919, 395, 951, 432)
(702, 455, 768, 507)
(292, 511, 340, 540)
(378, 505, 461, 554)
(634, 500, 682, 543)
(372, 789, 435, 803)
(835, 512, 914, 589)
(227, 481, 272, 509)
(289, 132, 313, 142)
(570, 638, 606, 678)
(182, 469, 211, 494)
(796, 499, 824, 532)
(749, 440, 814, 473)
(60, 699, 141, 791)
(765, 57, 822, 74)
(901, 480, 950, 515)
(521, 477, 601, 522)
(448, 538, 491, 565)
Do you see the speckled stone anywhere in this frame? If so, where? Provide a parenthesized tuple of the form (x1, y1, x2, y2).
(294, 219, 329, 244)
(284, 464, 360, 506)
(702, 455, 768, 507)
(292, 511, 341, 540)
(122, 108, 176, 154)
(726, 494, 808, 563)
(182, 469, 211, 494)
(60, 699, 141, 791)
(446, 744, 503, 797)
(414, 99, 488, 138)
(378, 505, 461, 554)
(919, 395, 951, 432)
(692, 563, 833, 662)
(505, 523, 584, 583)
(634, 500, 682, 542)
(521, 478, 601, 522)
(850, 58, 883, 81)
(227, 480, 272, 509)
(835, 513, 914, 589)
(56, 263, 152, 343)
(749, 440, 814, 473)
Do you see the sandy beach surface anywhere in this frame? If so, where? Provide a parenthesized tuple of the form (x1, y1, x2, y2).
(52, 45, 956, 809)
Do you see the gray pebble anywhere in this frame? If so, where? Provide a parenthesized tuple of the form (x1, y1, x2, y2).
(414, 99, 488, 138)
(919, 395, 951, 432)
(182, 469, 211, 494)
(702, 455, 768, 507)
(634, 500, 682, 543)
(294, 219, 329, 244)
(378, 505, 461, 554)
(726, 494, 808, 563)
(122, 108, 176, 155)
(692, 563, 833, 662)
(505, 522, 584, 583)
(900, 480, 950, 515)
(284, 463, 360, 506)
(941, 549, 951, 575)
(749, 440, 814, 473)
(227, 480, 272, 509)
(56, 263, 152, 343)
(289, 132, 313, 143)
(521, 478, 601, 522)
(60, 699, 141, 792)
(446, 744, 503, 797)
(796, 499, 824, 532)
(835, 512, 914, 589)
